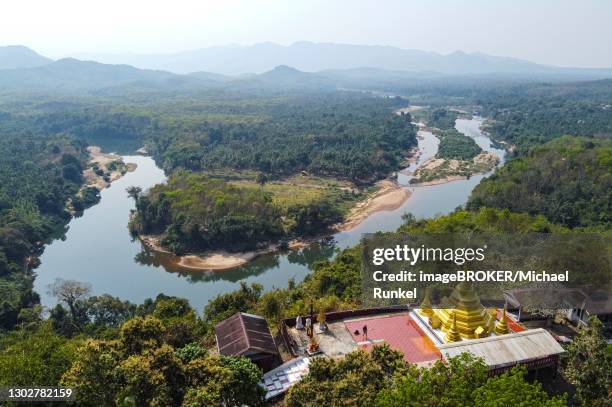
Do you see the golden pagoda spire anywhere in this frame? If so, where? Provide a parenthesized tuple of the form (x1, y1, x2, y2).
(445, 312, 462, 343)
(434, 282, 494, 339)
(419, 288, 434, 319)
(494, 308, 509, 335)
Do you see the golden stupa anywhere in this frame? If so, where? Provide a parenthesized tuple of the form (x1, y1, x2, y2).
(418, 288, 435, 319)
(422, 282, 495, 340)
(444, 312, 462, 343)
(494, 308, 510, 335)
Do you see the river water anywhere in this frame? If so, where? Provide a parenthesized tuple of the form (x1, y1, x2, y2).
(34, 117, 505, 312)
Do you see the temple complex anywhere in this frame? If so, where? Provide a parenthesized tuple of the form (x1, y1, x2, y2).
(424, 282, 495, 340)
(418, 282, 516, 342)
(254, 282, 565, 400)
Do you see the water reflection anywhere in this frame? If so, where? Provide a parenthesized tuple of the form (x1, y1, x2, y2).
(34, 117, 505, 312)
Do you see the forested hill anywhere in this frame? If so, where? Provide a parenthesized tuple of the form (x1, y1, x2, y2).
(467, 136, 612, 228)
(146, 93, 417, 183)
(0, 45, 53, 70)
(0, 92, 416, 182)
(478, 80, 612, 153)
(0, 134, 89, 330)
(129, 172, 284, 253)
(129, 171, 358, 254)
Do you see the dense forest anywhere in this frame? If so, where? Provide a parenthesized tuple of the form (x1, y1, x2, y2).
(1, 69, 611, 405)
(468, 136, 612, 228)
(129, 172, 284, 253)
(0, 133, 89, 331)
(0, 92, 417, 183)
(426, 108, 483, 161)
(129, 171, 355, 253)
(145, 93, 417, 183)
(436, 128, 482, 161)
(428, 107, 458, 130)
(2, 208, 609, 405)
(476, 80, 612, 153)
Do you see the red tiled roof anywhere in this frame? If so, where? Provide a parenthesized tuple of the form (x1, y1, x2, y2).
(344, 314, 441, 363)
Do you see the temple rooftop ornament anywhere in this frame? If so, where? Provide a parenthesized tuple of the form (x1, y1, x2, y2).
(434, 282, 494, 339)
(444, 311, 462, 343)
(418, 288, 435, 319)
(494, 308, 510, 335)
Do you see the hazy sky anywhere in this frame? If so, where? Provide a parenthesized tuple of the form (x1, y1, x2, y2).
(1, 0, 611, 68)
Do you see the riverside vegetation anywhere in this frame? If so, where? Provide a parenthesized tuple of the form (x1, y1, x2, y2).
(128, 93, 417, 256)
(1, 64, 611, 405)
(410, 108, 499, 184)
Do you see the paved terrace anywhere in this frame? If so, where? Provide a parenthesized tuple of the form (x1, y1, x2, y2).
(285, 310, 441, 365)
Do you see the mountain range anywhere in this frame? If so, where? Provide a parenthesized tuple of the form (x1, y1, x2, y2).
(0, 45, 52, 70)
(0, 43, 611, 94)
(70, 41, 612, 76)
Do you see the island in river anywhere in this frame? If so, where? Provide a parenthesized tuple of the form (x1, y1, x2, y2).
(134, 173, 412, 271)
(83, 146, 137, 190)
(34, 115, 505, 312)
(133, 113, 502, 271)
(127, 102, 426, 270)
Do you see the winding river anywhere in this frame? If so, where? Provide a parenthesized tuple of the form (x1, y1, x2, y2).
(34, 117, 505, 312)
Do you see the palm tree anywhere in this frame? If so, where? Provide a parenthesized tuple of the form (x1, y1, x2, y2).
(256, 172, 268, 190)
(126, 186, 142, 201)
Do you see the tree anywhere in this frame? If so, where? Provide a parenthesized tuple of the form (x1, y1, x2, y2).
(472, 366, 566, 407)
(86, 294, 136, 328)
(400, 212, 416, 227)
(0, 324, 78, 387)
(182, 357, 233, 406)
(176, 342, 208, 363)
(377, 353, 488, 407)
(48, 278, 92, 331)
(126, 186, 142, 201)
(203, 282, 263, 327)
(49, 304, 76, 336)
(220, 356, 266, 406)
(119, 316, 165, 355)
(182, 355, 265, 406)
(115, 344, 185, 406)
(258, 289, 285, 324)
(152, 296, 193, 320)
(256, 172, 268, 189)
(286, 345, 406, 407)
(62, 339, 126, 406)
(61, 314, 265, 407)
(562, 316, 611, 407)
(377, 353, 565, 407)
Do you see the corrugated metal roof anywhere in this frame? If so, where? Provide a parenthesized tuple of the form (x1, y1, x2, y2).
(504, 288, 586, 309)
(260, 357, 310, 400)
(215, 312, 279, 356)
(505, 288, 612, 316)
(438, 328, 564, 369)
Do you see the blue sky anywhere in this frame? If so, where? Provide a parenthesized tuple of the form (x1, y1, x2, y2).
(1, 0, 610, 67)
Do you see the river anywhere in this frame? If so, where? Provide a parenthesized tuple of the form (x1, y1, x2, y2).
(34, 117, 505, 312)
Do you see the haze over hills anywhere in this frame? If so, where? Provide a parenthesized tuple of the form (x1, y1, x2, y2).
(1, 43, 611, 94)
(0, 45, 53, 70)
(0, 57, 208, 93)
(71, 41, 612, 77)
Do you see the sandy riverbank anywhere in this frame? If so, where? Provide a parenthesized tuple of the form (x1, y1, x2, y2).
(178, 252, 263, 270)
(409, 151, 499, 187)
(409, 175, 467, 187)
(138, 234, 318, 271)
(336, 179, 410, 232)
(137, 179, 410, 271)
(84, 146, 137, 190)
(395, 105, 424, 115)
